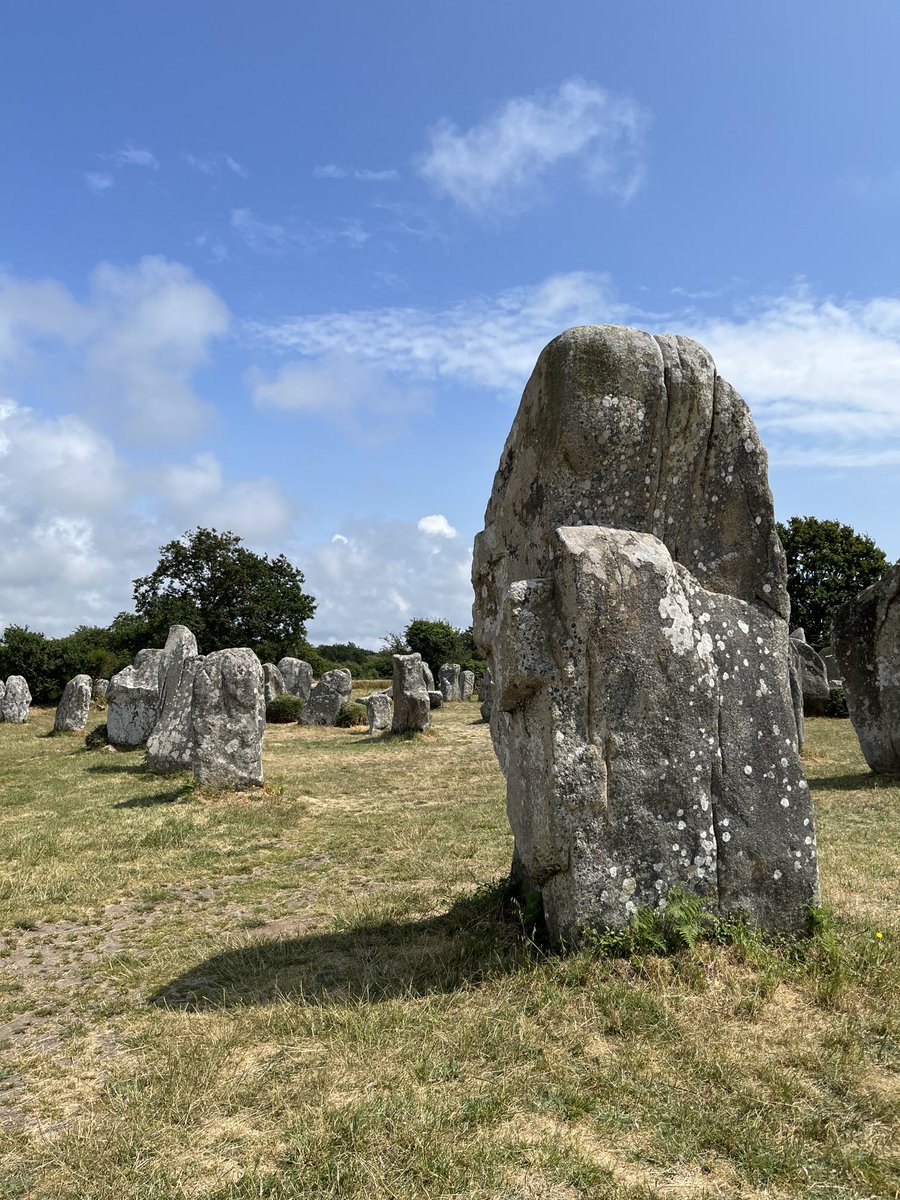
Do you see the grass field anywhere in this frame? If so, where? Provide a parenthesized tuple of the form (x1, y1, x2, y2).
(0, 698, 898, 1199)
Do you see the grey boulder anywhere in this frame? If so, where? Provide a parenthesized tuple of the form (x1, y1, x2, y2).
(367, 692, 393, 734)
(107, 649, 165, 747)
(479, 668, 493, 722)
(460, 669, 475, 701)
(1, 676, 32, 724)
(832, 561, 900, 772)
(439, 663, 462, 702)
(263, 663, 286, 707)
(391, 653, 430, 733)
(54, 674, 92, 732)
(277, 658, 313, 700)
(421, 661, 435, 691)
(790, 637, 830, 717)
(191, 648, 265, 789)
(300, 669, 352, 726)
(92, 678, 109, 704)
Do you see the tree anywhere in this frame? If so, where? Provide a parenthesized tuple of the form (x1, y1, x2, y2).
(132, 528, 316, 662)
(402, 618, 486, 682)
(777, 516, 889, 647)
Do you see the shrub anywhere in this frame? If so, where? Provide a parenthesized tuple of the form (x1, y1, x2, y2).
(266, 694, 305, 723)
(335, 701, 367, 728)
(827, 685, 849, 719)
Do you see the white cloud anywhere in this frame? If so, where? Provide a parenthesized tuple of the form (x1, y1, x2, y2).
(84, 171, 115, 195)
(248, 270, 618, 394)
(231, 208, 371, 255)
(313, 163, 399, 181)
(417, 514, 457, 538)
(299, 518, 473, 647)
(106, 142, 159, 170)
(331, 533, 349, 544)
(247, 354, 430, 441)
(186, 152, 249, 178)
(418, 77, 647, 216)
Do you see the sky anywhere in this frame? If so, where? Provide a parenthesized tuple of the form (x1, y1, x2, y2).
(1, 1, 899, 646)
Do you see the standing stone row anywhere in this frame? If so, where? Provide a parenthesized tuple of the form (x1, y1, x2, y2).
(438, 664, 475, 702)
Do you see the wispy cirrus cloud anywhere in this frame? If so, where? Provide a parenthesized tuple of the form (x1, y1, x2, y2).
(314, 163, 399, 181)
(230, 207, 370, 255)
(186, 152, 249, 178)
(105, 141, 159, 170)
(418, 77, 648, 217)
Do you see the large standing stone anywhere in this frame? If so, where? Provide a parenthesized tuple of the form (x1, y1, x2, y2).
(391, 653, 430, 733)
(790, 637, 830, 717)
(833, 561, 900, 773)
(473, 325, 816, 941)
(277, 658, 313, 700)
(191, 648, 265, 789)
(300, 669, 352, 726)
(107, 649, 165, 747)
(54, 675, 92, 732)
(460, 669, 475, 701)
(263, 663, 286, 707)
(367, 692, 393, 734)
(1, 676, 32, 724)
(479, 668, 493, 722)
(439, 663, 462, 702)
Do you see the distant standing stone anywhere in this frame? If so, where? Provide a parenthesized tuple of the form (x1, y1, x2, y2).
(0, 679, 5, 712)
(428, 690, 443, 709)
(191, 648, 265, 789)
(439, 663, 462, 702)
(54, 674, 92, 732)
(300, 669, 352, 726)
(790, 637, 830, 717)
(92, 678, 109, 704)
(1, 676, 32, 724)
(107, 649, 165, 747)
(421, 661, 435, 691)
(479, 668, 493, 722)
(367, 692, 392, 734)
(391, 653, 430, 734)
(277, 658, 314, 700)
(460, 670, 475, 701)
(833, 560, 900, 773)
(263, 663, 286, 706)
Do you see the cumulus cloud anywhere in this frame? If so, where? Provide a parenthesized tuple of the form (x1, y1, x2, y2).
(298, 518, 473, 647)
(418, 77, 647, 216)
(247, 354, 431, 441)
(417, 514, 457, 538)
(248, 270, 618, 394)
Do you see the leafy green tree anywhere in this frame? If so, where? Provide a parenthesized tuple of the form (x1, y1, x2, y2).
(132, 527, 316, 662)
(403, 618, 465, 679)
(777, 516, 889, 647)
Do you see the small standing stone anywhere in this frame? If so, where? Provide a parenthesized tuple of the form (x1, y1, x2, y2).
(460, 670, 475, 701)
(1, 676, 32, 724)
(54, 675, 92, 732)
(191, 648, 265, 789)
(107, 649, 165, 747)
(300, 669, 353, 726)
(439, 663, 462, 702)
(421, 661, 435, 691)
(790, 636, 830, 717)
(391, 653, 430, 734)
(277, 658, 314, 700)
(428, 690, 443, 709)
(263, 663, 286, 706)
(367, 692, 393, 734)
(479, 668, 493, 722)
(92, 678, 109, 704)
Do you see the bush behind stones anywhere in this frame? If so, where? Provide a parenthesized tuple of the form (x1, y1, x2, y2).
(335, 701, 367, 728)
(266, 694, 305, 724)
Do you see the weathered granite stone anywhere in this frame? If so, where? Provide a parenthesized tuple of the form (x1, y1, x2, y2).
(277, 658, 313, 700)
(833, 561, 900, 773)
(263, 663, 286, 707)
(92, 678, 109, 704)
(439, 663, 462, 702)
(367, 692, 393, 734)
(821, 647, 842, 684)
(191, 648, 265, 789)
(54, 674, 92, 732)
(788, 642, 806, 751)
(421, 661, 435, 692)
(143, 626, 200, 772)
(428, 689, 443, 708)
(107, 650, 165, 746)
(300, 669, 352, 725)
(479, 668, 493, 722)
(460, 669, 475, 701)
(473, 326, 815, 941)
(0, 679, 5, 712)
(792, 628, 806, 643)
(491, 526, 817, 941)
(790, 637, 830, 717)
(391, 653, 430, 733)
(1, 676, 31, 724)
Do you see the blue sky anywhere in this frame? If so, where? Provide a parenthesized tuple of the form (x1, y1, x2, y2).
(2, 1, 899, 644)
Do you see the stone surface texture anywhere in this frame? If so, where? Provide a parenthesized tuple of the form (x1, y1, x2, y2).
(54, 674, 92, 732)
(439, 663, 462, 702)
(263, 663, 286, 707)
(479, 668, 493, 722)
(300, 669, 352, 726)
(191, 648, 265, 788)
(367, 692, 393, 734)
(277, 658, 313, 700)
(460, 669, 475, 701)
(472, 324, 816, 941)
(790, 637, 830, 717)
(833, 561, 900, 773)
(107, 650, 165, 747)
(1, 676, 32, 724)
(391, 653, 431, 733)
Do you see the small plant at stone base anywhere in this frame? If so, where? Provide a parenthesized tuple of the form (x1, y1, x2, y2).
(827, 685, 849, 718)
(266, 694, 305, 724)
(335, 701, 367, 728)
(584, 886, 721, 957)
(84, 723, 109, 750)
